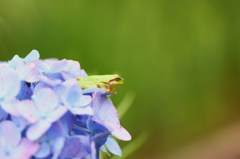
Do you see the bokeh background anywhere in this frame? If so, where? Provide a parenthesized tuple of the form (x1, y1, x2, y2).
(1, 0, 240, 159)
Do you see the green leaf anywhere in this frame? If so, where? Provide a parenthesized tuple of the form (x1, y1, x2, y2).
(117, 91, 135, 119)
(110, 131, 149, 159)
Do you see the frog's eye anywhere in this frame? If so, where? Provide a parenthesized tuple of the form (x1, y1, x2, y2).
(114, 77, 122, 81)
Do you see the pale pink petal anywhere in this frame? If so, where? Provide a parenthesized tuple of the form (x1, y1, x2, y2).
(12, 139, 39, 159)
(0, 121, 21, 149)
(17, 100, 39, 123)
(16, 63, 41, 83)
(112, 127, 132, 141)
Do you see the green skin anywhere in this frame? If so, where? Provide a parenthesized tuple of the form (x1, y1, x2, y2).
(78, 74, 124, 94)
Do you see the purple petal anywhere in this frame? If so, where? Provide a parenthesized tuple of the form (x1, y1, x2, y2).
(47, 112, 73, 139)
(59, 137, 81, 159)
(27, 120, 51, 141)
(92, 93, 131, 141)
(92, 93, 119, 128)
(105, 137, 122, 156)
(33, 88, 59, 115)
(0, 121, 21, 149)
(73, 136, 91, 159)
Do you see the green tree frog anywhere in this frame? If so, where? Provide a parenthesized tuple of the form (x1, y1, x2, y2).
(78, 74, 124, 94)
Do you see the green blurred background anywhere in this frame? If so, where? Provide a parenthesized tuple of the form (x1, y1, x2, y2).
(1, 0, 240, 158)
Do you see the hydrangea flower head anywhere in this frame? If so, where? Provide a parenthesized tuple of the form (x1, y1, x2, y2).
(0, 50, 131, 159)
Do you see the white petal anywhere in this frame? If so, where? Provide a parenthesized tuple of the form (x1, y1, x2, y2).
(70, 106, 93, 115)
(27, 120, 51, 141)
(112, 127, 132, 141)
(0, 121, 21, 149)
(24, 50, 40, 62)
(47, 105, 68, 123)
(33, 88, 59, 115)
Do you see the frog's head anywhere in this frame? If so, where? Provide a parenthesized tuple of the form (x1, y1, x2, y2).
(109, 74, 124, 86)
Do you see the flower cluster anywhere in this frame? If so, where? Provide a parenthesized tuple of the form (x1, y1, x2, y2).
(0, 50, 131, 159)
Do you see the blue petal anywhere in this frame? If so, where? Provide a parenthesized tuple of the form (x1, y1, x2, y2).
(74, 95, 92, 107)
(11, 116, 30, 132)
(66, 85, 83, 105)
(17, 82, 33, 100)
(51, 137, 65, 159)
(48, 112, 73, 139)
(105, 137, 122, 157)
(100, 145, 110, 156)
(82, 88, 106, 95)
(0, 107, 7, 122)
(34, 142, 51, 159)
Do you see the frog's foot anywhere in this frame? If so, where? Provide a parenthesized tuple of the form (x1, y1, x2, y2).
(105, 89, 117, 95)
